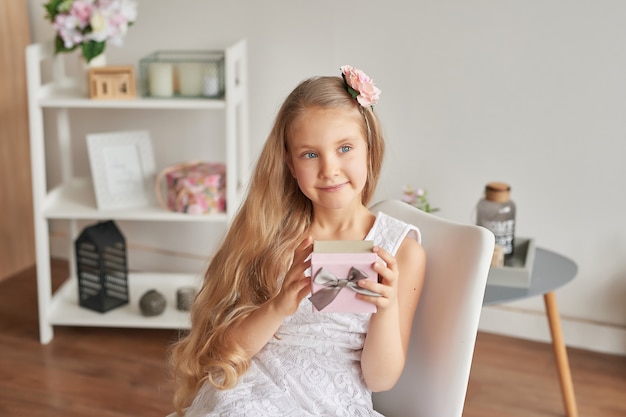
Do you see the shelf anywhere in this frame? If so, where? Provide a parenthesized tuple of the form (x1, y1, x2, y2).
(38, 83, 226, 110)
(43, 178, 228, 222)
(28, 39, 248, 343)
(49, 272, 201, 329)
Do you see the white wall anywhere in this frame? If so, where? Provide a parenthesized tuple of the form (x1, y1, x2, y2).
(29, 0, 626, 355)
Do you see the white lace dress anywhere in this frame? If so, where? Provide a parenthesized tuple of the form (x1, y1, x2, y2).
(185, 212, 421, 417)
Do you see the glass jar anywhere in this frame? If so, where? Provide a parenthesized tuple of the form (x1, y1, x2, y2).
(476, 182, 516, 259)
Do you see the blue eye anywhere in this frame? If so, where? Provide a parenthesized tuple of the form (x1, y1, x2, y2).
(303, 152, 318, 159)
(339, 145, 351, 153)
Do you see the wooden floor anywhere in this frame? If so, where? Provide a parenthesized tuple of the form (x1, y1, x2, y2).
(1, 260, 625, 417)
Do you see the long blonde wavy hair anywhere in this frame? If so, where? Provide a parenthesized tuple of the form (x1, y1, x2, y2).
(169, 75, 385, 413)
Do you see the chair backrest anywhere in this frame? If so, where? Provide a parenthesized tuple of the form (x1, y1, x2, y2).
(370, 200, 494, 417)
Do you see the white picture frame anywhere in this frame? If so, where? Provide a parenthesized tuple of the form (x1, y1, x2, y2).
(86, 130, 156, 210)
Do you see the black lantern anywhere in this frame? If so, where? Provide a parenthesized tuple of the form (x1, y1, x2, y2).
(75, 220, 129, 313)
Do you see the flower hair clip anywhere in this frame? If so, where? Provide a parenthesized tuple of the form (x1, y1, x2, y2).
(340, 65, 381, 108)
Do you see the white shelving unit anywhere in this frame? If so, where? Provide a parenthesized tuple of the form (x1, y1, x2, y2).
(26, 40, 249, 344)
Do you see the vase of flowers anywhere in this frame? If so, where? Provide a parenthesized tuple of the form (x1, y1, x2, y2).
(402, 185, 440, 213)
(44, 0, 138, 63)
(44, 0, 137, 94)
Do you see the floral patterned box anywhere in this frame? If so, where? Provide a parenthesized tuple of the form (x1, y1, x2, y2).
(156, 161, 226, 214)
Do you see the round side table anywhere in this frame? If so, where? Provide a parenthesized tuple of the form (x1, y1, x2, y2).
(483, 247, 579, 417)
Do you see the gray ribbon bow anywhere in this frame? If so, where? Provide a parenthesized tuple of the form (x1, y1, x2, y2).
(309, 266, 381, 311)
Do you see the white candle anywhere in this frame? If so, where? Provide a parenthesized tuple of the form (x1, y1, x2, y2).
(148, 63, 173, 97)
(203, 63, 220, 97)
(178, 62, 203, 96)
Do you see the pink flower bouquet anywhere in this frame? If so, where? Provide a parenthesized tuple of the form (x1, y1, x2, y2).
(44, 0, 138, 63)
(402, 185, 439, 213)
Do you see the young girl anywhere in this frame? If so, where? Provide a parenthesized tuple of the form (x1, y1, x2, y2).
(169, 65, 426, 417)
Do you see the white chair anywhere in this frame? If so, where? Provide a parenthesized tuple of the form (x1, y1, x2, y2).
(369, 199, 494, 417)
(167, 200, 494, 417)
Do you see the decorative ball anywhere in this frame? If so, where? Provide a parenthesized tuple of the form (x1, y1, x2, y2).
(139, 289, 166, 316)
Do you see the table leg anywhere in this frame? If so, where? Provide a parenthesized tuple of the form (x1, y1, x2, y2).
(543, 291, 578, 417)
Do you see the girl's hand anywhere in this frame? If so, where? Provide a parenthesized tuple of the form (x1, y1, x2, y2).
(272, 236, 313, 316)
(228, 236, 314, 358)
(359, 238, 425, 391)
(356, 246, 399, 311)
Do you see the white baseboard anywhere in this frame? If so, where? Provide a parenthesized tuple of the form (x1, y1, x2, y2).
(480, 305, 626, 356)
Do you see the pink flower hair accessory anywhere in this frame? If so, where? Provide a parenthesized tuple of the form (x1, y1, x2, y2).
(340, 65, 381, 108)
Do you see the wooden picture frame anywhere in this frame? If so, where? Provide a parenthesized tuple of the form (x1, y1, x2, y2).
(88, 66, 136, 99)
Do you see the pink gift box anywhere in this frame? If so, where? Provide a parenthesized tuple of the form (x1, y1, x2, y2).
(310, 240, 379, 313)
(156, 162, 226, 214)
